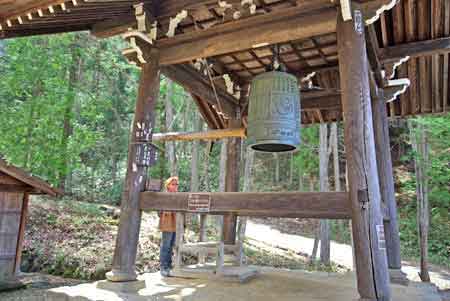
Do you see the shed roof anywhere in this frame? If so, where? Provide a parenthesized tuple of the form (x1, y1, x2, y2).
(0, 157, 61, 196)
(0, 0, 447, 128)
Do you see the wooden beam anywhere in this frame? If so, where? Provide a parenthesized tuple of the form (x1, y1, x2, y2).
(156, 5, 337, 65)
(14, 193, 29, 274)
(162, 64, 237, 117)
(380, 37, 450, 63)
(0, 184, 36, 193)
(365, 25, 386, 86)
(91, 15, 136, 38)
(337, 10, 391, 300)
(152, 128, 246, 142)
(140, 192, 351, 219)
(370, 75, 402, 270)
(302, 94, 341, 111)
(223, 119, 241, 244)
(191, 95, 225, 129)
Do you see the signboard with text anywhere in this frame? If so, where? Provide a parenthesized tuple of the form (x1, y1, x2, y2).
(187, 193, 211, 212)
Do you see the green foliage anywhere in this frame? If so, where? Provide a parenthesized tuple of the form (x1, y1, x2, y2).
(0, 33, 138, 203)
(295, 124, 320, 179)
(396, 115, 450, 267)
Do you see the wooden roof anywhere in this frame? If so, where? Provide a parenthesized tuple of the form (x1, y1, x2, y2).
(0, 0, 448, 128)
(0, 157, 61, 196)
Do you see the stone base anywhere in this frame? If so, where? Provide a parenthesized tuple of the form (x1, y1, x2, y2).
(389, 268, 410, 286)
(97, 279, 145, 293)
(0, 278, 26, 292)
(105, 269, 137, 282)
(171, 264, 259, 283)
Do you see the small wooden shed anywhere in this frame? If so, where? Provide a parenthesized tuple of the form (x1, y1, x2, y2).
(0, 157, 59, 288)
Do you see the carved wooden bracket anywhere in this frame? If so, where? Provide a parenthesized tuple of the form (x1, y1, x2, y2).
(356, 0, 399, 25)
(383, 78, 410, 103)
(121, 3, 157, 67)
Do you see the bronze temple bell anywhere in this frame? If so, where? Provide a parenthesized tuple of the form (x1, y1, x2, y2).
(247, 70, 301, 152)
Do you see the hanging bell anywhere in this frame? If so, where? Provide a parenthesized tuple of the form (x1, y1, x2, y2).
(247, 71, 301, 152)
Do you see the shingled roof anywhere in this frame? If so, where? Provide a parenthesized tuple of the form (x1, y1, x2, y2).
(0, 157, 61, 196)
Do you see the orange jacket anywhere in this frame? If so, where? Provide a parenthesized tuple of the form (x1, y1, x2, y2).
(158, 212, 176, 232)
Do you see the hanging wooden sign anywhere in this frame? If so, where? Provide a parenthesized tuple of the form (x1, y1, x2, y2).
(187, 193, 211, 212)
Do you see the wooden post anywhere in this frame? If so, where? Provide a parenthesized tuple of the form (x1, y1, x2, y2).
(107, 50, 160, 282)
(371, 82, 403, 272)
(222, 119, 241, 244)
(174, 212, 185, 270)
(14, 193, 29, 275)
(337, 11, 391, 301)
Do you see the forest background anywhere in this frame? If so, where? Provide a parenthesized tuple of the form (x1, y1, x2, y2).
(0, 32, 449, 279)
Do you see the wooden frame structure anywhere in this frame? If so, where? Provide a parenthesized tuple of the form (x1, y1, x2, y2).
(1, 0, 449, 299)
(0, 158, 60, 289)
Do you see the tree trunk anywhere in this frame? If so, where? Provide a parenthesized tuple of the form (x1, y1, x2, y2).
(202, 139, 211, 192)
(310, 225, 320, 263)
(182, 93, 191, 154)
(190, 112, 201, 193)
(23, 82, 42, 169)
(238, 148, 255, 243)
(219, 140, 228, 192)
(189, 111, 201, 226)
(319, 123, 330, 265)
(216, 140, 228, 230)
(409, 119, 430, 282)
(274, 153, 280, 184)
(289, 152, 294, 185)
(298, 169, 304, 192)
(165, 78, 177, 176)
(331, 123, 341, 192)
(331, 123, 346, 239)
(199, 139, 211, 242)
(309, 175, 319, 262)
(59, 39, 82, 191)
(0, 40, 4, 57)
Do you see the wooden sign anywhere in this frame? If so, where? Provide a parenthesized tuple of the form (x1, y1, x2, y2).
(146, 179, 162, 192)
(187, 193, 211, 212)
(376, 224, 386, 250)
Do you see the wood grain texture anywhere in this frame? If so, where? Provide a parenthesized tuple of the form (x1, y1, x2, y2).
(140, 191, 351, 219)
(222, 120, 241, 244)
(0, 192, 23, 280)
(14, 193, 29, 274)
(152, 128, 246, 142)
(371, 82, 402, 270)
(156, 6, 337, 65)
(337, 11, 391, 300)
(108, 48, 160, 282)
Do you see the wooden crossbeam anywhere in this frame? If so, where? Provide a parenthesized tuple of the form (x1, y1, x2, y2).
(156, 5, 337, 66)
(140, 191, 351, 219)
(162, 64, 238, 117)
(302, 94, 341, 111)
(379, 37, 450, 63)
